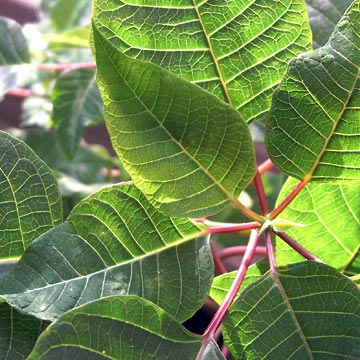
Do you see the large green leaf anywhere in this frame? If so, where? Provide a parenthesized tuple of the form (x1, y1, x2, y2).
(51, 68, 103, 159)
(0, 183, 212, 322)
(0, 131, 62, 259)
(266, 1, 360, 181)
(91, 23, 258, 219)
(0, 303, 48, 360)
(274, 177, 360, 270)
(28, 296, 202, 360)
(0, 17, 29, 66)
(223, 261, 360, 359)
(92, 0, 311, 123)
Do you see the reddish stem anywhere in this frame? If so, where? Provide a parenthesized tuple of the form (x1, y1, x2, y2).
(37, 62, 96, 71)
(274, 231, 323, 262)
(268, 178, 309, 219)
(258, 159, 275, 175)
(265, 230, 276, 272)
(221, 345, 230, 358)
(208, 222, 260, 235)
(211, 242, 227, 275)
(219, 246, 267, 259)
(202, 230, 259, 340)
(253, 171, 269, 215)
(6, 88, 34, 98)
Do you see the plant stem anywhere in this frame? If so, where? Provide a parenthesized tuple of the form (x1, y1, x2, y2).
(37, 62, 96, 71)
(219, 246, 267, 259)
(258, 159, 275, 175)
(207, 221, 260, 234)
(274, 231, 323, 262)
(6, 88, 35, 98)
(265, 230, 276, 272)
(202, 230, 259, 340)
(253, 171, 269, 215)
(211, 242, 227, 274)
(268, 178, 309, 219)
(233, 200, 264, 222)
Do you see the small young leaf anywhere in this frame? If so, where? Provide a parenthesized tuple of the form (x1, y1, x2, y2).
(275, 177, 360, 269)
(51, 68, 103, 159)
(0, 303, 48, 360)
(305, 0, 354, 48)
(266, 1, 360, 181)
(91, 23, 257, 218)
(0, 183, 212, 322)
(0, 131, 62, 259)
(92, 0, 311, 122)
(27, 296, 202, 360)
(223, 262, 360, 359)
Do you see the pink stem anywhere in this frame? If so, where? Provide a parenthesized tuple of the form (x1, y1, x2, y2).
(258, 159, 275, 175)
(6, 88, 34, 98)
(202, 230, 259, 340)
(269, 178, 309, 219)
(208, 222, 260, 235)
(253, 170, 269, 215)
(37, 62, 96, 71)
(211, 242, 227, 274)
(265, 230, 276, 272)
(219, 246, 267, 259)
(274, 231, 323, 262)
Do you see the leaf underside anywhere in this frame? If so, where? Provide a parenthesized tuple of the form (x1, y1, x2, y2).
(0, 183, 213, 322)
(0, 131, 62, 259)
(28, 296, 202, 360)
(223, 262, 360, 359)
(275, 178, 360, 269)
(266, 1, 360, 181)
(91, 23, 256, 218)
(92, 0, 311, 123)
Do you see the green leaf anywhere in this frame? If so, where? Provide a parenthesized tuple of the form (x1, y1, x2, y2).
(0, 183, 212, 322)
(0, 131, 62, 259)
(0, 17, 29, 65)
(0, 303, 48, 360)
(91, 23, 257, 219)
(265, 1, 360, 181)
(275, 177, 360, 270)
(49, 0, 92, 32)
(28, 296, 202, 360)
(343, 246, 360, 277)
(223, 261, 360, 359)
(92, 0, 311, 123)
(305, 0, 354, 48)
(210, 260, 269, 305)
(44, 26, 90, 49)
(51, 68, 103, 159)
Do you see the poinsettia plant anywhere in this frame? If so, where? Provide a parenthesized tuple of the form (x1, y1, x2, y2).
(0, 0, 359, 359)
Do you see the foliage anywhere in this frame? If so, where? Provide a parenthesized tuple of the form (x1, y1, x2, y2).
(0, 0, 359, 359)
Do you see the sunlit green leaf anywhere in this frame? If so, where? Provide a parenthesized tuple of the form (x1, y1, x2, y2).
(344, 246, 360, 277)
(305, 0, 354, 48)
(91, 23, 257, 219)
(223, 262, 360, 359)
(92, 0, 311, 123)
(0, 183, 212, 322)
(266, 1, 360, 181)
(275, 177, 360, 269)
(0, 303, 48, 360)
(0, 131, 62, 259)
(51, 68, 103, 159)
(44, 26, 90, 49)
(28, 296, 202, 360)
